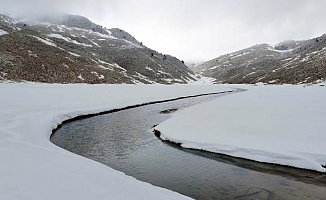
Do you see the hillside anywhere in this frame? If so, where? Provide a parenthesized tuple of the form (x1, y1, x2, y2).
(195, 36, 326, 84)
(0, 14, 196, 84)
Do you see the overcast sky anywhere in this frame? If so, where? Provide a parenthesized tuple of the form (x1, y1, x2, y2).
(1, 0, 326, 62)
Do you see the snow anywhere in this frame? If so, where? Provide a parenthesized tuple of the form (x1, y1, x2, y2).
(95, 61, 126, 71)
(88, 39, 101, 47)
(230, 52, 250, 59)
(0, 29, 8, 36)
(0, 83, 231, 200)
(97, 64, 113, 70)
(156, 84, 326, 172)
(281, 58, 292, 62)
(268, 79, 278, 84)
(31, 36, 57, 47)
(145, 66, 154, 71)
(98, 59, 110, 65)
(242, 71, 257, 78)
(133, 72, 157, 84)
(69, 52, 80, 57)
(209, 65, 220, 70)
(90, 71, 104, 79)
(28, 50, 38, 57)
(110, 63, 126, 71)
(158, 70, 170, 75)
(77, 74, 85, 80)
(187, 75, 216, 85)
(307, 50, 321, 55)
(48, 33, 92, 47)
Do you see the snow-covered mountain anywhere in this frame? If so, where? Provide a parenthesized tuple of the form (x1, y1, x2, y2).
(195, 36, 326, 84)
(0, 13, 196, 84)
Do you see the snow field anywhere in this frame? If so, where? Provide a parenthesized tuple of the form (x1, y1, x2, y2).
(157, 84, 326, 172)
(0, 83, 231, 200)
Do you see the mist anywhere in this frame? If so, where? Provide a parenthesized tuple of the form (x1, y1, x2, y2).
(1, 0, 326, 62)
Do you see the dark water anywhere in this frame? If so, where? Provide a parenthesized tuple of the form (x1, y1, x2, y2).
(51, 93, 326, 200)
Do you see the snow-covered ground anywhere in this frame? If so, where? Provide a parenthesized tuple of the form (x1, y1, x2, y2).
(0, 83, 231, 200)
(157, 84, 326, 172)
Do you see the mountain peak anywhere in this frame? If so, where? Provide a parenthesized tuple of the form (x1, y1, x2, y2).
(0, 13, 196, 84)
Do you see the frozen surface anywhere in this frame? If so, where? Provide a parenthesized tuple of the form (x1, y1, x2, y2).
(157, 84, 326, 172)
(0, 83, 231, 200)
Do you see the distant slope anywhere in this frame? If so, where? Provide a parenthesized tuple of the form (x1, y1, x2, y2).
(196, 36, 326, 84)
(0, 14, 196, 84)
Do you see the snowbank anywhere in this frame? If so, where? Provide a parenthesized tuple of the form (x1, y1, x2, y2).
(0, 83, 232, 200)
(156, 84, 326, 172)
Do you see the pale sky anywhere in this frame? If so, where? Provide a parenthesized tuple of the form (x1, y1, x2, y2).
(1, 0, 326, 62)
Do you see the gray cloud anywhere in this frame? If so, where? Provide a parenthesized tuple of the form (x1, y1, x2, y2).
(1, 0, 326, 61)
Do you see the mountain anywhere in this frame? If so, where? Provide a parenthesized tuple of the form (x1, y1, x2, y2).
(0, 13, 196, 84)
(195, 36, 326, 84)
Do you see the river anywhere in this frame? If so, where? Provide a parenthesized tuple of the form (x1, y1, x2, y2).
(51, 92, 326, 200)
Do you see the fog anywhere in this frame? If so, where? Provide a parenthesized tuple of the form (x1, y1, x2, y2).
(1, 0, 326, 62)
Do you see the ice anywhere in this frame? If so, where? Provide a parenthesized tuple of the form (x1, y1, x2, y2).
(0, 83, 231, 200)
(156, 84, 326, 172)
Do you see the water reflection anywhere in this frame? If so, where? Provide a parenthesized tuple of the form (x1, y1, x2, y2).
(51, 94, 326, 200)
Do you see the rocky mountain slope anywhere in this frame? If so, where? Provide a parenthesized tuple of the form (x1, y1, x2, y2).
(0, 13, 196, 84)
(195, 36, 326, 84)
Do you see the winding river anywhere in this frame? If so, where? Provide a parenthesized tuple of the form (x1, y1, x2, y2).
(51, 92, 326, 200)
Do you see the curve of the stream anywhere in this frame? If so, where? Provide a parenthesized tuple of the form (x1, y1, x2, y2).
(51, 91, 326, 200)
